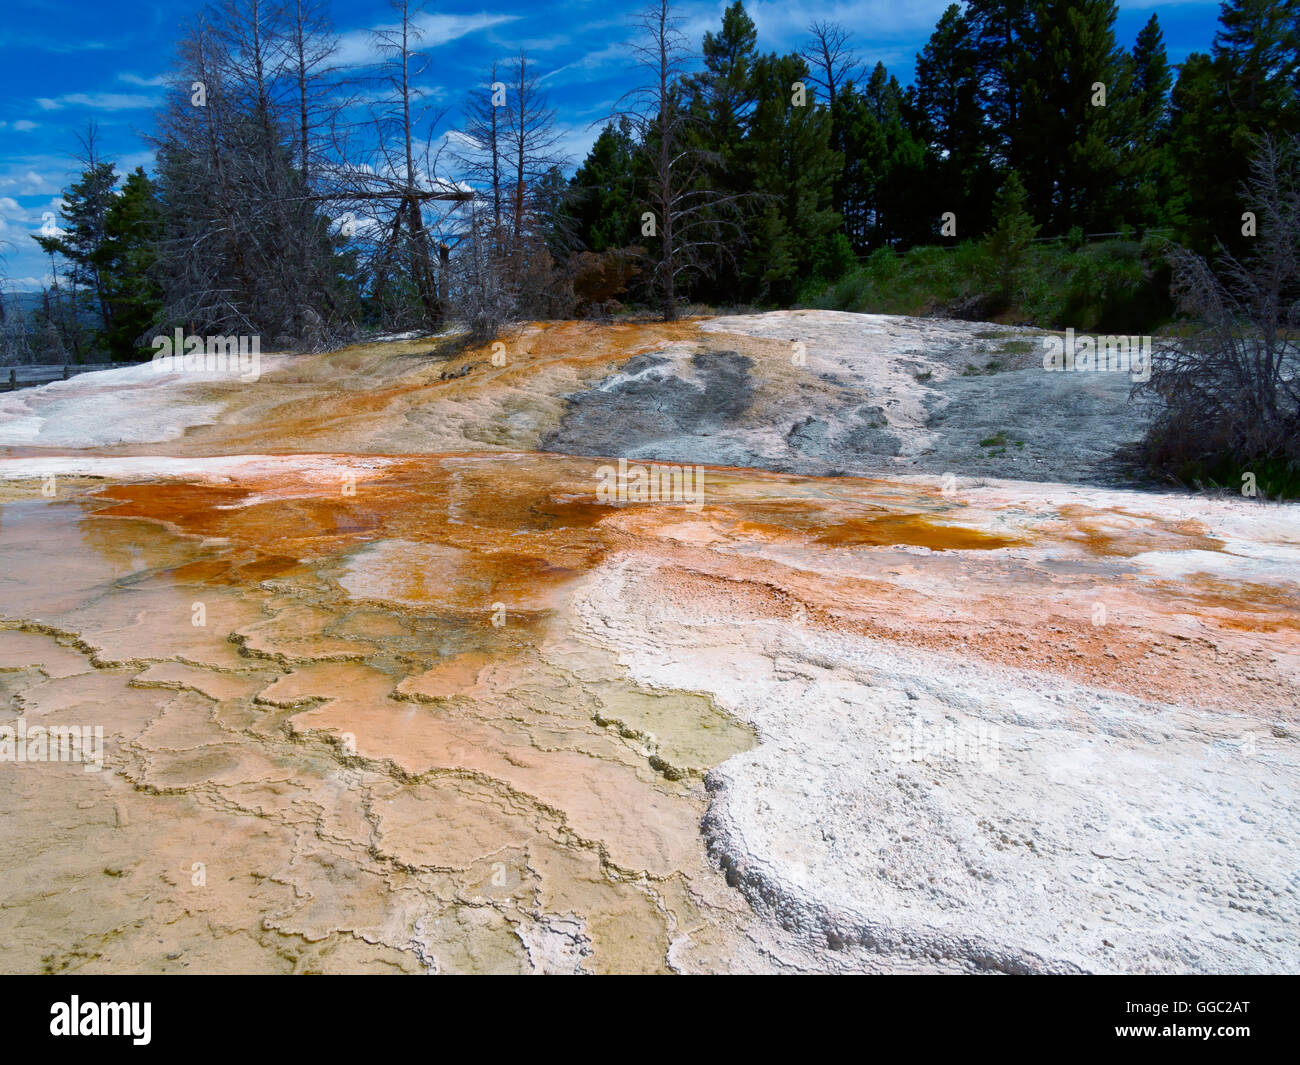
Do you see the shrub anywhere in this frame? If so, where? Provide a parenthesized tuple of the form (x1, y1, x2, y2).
(1134, 137, 1300, 497)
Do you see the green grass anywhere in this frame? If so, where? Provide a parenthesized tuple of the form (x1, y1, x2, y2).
(806, 236, 1175, 335)
(962, 359, 1007, 376)
(977, 430, 1025, 458)
(997, 338, 1035, 358)
(1169, 455, 1300, 500)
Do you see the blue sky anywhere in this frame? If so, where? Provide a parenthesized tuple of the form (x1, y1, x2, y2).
(1, 0, 1226, 290)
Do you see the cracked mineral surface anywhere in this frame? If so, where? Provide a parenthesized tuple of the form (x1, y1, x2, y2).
(1, 311, 1297, 973)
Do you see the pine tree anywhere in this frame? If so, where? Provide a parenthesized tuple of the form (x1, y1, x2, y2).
(566, 119, 641, 253)
(100, 168, 164, 359)
(1016, 0, 1134, 233)
(692, 1, 757, 153)
(984, 170, 1039, 303)
(853, 64, 928, 248)
(1169, 0, 1300, 252)
(1128, 14, 1174, 229)
(741, 51, 841, 302)
(32, 151, 118, 349)
(1132, 14, 1172, 132)
(1215, 0, 1300, 119)
(914, 4, 996, 237)
(685, 1, 758, 299)
(833, 84, 887, 252)
(966, 0, 1032, 169)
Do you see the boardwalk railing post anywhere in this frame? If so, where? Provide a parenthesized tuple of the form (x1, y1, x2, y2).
(8, 368, 14, 391)
(63, 365, 70, 380)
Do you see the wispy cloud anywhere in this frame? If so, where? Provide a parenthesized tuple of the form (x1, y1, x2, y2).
(36, 91, 157, 111)
(0, 34, 112, 55)
(0, 169, 61, 196)
(118, 72, 170, 88)
(334, 12, 521, 69)
(539, 41, 628, 86)
(0, 274, 57, 292)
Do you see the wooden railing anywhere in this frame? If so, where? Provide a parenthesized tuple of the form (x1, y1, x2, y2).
(3, 363, 119, 391)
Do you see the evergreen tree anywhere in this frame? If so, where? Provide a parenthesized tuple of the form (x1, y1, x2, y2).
(1169, 0, 1300, 252)
(741, 51, 841, 301)
(1128, 14, 1174, 229)
(984, 170, 1039, 303)
(1016, 0, 1134, 233)
(914, 5, 996, 237)
(858, 65, 928, 247)
(966, 0, 1032, 169)
(1168, 52, 1230, 249)
(100, 168, 164, 359)
(1132, 14, 1173, 131)
(32, 155, 118, 350)
(565, 119, 641, 253)
(834, 84, 887, 252)
(691, 1, 757, 153)
(1216, 0, 1300, 118)
(685, 1, 758, 299)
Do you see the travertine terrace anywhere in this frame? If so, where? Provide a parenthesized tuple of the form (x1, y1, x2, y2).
(1, 311, 1297, 973)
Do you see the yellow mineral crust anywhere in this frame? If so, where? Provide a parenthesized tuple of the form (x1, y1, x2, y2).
(1, 313, 1297, 974)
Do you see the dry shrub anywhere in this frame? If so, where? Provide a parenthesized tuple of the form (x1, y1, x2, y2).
(1136, 137, 1300, 490)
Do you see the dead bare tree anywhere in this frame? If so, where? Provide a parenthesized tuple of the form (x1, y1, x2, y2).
(616, 0, 733, 321)
(372, 0, 439, 325)
(502, 51, 565, 262)
(151, 0, 351, 344)
(325, 0, 472, 328)
(801, 20, 861, 221)
(455, 61, 506, 235)
(1137, 135, 1300, 487)
(447, 197, 515, 341)
(282, 0, 340, 339)
(800, 20, 862, 117)
(0, 241, 36, 365)
(153, 13, 259, 337)
(449, 50, 567, 328)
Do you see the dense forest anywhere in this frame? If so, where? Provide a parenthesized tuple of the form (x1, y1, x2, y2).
(0, 0, 1296, 489)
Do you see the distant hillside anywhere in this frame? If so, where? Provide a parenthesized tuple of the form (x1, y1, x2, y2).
(0, 291, 45, 319)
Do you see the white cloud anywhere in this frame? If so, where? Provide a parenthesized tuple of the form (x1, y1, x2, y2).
(1116, 0, 1218, 7)
(1, 275, 56, 292)
(0, 170, 60, 196)
(334, 12, 520, 69)
(539, 41, 629, 86)
(733, 0, 952, 45)
(11, 120, 38, 132)
(552, 122, 602, 168)
(118, 72, 171, 88)
(36, 92, 157, 111)
(443, 129, 482, 152)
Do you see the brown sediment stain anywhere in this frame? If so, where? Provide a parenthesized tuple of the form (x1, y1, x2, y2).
(813, 514, 1019, 551)
(3, 446, 1298, 973)
(1050, 504, 1226, 556)
(18, 458, 1294, 720)
(636, 556, 1299, 718)
(79, 319, 712, 460)
(1150, 575, 1300, 633)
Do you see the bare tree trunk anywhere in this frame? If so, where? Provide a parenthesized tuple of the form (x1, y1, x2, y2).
(617, 1, 734, 321)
